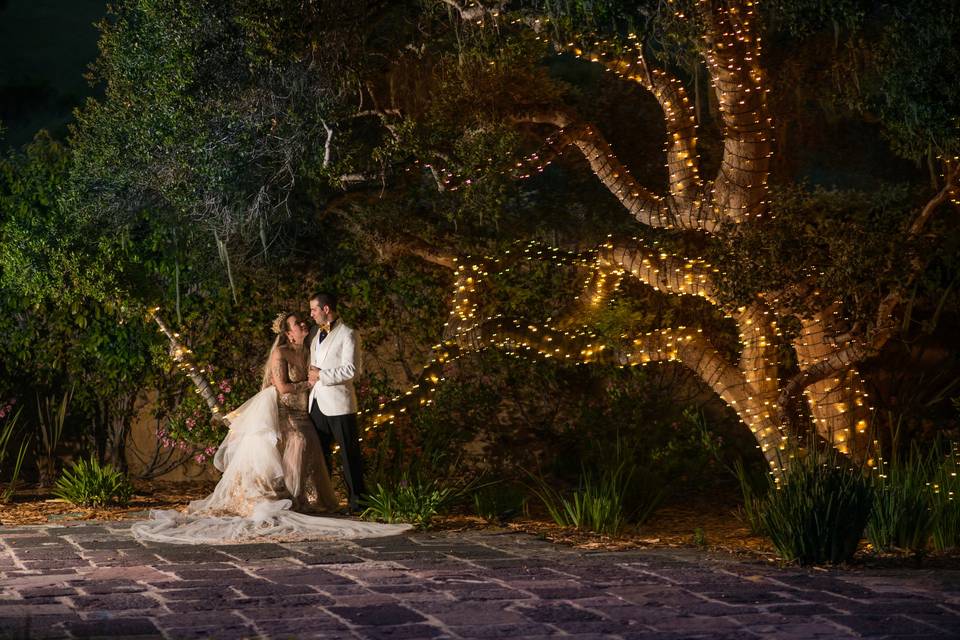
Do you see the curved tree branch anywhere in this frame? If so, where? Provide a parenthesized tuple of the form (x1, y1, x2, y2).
(369, 317, 786, 469)
(599, 241, 720, 303)
(550, 37, 702, 203)
(150, 311, 228, 426)
(512, 111, 716, 231)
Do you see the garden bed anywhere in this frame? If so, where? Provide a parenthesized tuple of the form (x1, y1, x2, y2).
(0, 481, 771, 557)
(0, 481, 216, 526)
(5, 482, 959, 569)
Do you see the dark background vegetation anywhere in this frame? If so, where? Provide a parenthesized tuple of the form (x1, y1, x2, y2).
(1, 1, 958, 519)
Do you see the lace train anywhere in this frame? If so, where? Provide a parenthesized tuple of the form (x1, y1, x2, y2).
(130, 500, 410, 544)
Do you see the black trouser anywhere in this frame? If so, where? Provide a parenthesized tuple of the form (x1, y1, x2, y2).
(310, 405, 366, 509)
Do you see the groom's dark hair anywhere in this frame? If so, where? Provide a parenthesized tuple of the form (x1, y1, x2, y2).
(310, 291, 338, 311)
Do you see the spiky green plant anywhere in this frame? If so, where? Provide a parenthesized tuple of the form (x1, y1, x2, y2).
(529, 458, 660, 536)
(761, 447, 873, 565)
(931, 442, 960, 551)
(472, 480, 528, 523)
(867, 446, 936, 555)
(1, 408, 28, 503)
(361, 474, 462, 529)
(36, 385, 74, 487)
(53, 458, 134, 508)
(733, 458, 768, 535)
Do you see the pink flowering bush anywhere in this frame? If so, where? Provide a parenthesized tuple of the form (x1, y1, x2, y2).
(0, 397, 16, 420)
(159, 372, 258, 464)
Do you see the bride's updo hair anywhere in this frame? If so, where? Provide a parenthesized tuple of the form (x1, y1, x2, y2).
(271, 311, 300, 346)
(262, 311, 301, 389)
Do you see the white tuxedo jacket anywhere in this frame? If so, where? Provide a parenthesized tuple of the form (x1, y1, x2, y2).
(308, 321, 361, 416)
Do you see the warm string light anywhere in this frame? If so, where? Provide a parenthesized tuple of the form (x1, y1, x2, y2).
(408, 130, 568, 192)
(791, 302, 872, 456)
(360, 236, 794, 474)
(363, 229, 878, 476)
(149, 308, 227, 424)
(511, 0, 773, 232)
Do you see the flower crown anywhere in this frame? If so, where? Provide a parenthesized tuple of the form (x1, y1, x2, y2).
(271, 311, 290, 335)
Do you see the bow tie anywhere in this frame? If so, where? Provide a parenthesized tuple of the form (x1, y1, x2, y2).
(319, 323, 331, 333)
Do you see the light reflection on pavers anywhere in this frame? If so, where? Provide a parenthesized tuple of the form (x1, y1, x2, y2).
(1, 522, 959, 639)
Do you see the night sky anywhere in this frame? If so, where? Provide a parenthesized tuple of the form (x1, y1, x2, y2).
(0, 0, 106, 150)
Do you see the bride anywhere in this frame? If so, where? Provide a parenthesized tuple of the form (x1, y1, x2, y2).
(131, 311, 409, 544)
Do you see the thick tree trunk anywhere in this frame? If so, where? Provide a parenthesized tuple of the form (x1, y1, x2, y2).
(793, 311, 872, 458)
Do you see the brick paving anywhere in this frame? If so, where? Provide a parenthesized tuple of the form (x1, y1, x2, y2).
(1, 520, 959, 639)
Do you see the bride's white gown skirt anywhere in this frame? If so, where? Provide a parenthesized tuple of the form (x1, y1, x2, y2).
(131, 387, 409, 544)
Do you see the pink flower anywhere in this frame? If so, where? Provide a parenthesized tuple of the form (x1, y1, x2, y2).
(217, 394, 225, 404)
(194, 454, 205, 464)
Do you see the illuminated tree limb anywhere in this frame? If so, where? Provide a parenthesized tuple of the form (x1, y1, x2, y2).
(150, 310, 228, 426)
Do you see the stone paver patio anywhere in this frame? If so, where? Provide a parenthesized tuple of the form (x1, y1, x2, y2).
(1, 520, 959, 639)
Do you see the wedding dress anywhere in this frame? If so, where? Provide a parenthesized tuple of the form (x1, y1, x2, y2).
(131, 365, 409, 545)
(273, 346, 340, 512)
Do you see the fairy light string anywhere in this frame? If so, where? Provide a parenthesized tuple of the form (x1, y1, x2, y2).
(149, 308, 229, 426)
(362, 237, 793, 474)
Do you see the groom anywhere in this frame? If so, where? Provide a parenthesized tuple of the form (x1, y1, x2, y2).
(307, 291, 366, 512)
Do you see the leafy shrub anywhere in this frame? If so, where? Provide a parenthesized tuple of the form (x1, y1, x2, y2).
(160, 372, 254, 463)
(867, 447, 937, 554)
(361, 474, 461, 529)
(361, 372, 482, 490)
(473, 481, 528, 523)
(692, 527, 707, 549)
(53, 458, 134, 507)
(761, 448, 873, 565)
(931, 443, 960, 551)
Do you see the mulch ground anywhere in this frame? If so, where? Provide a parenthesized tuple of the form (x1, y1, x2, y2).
(0, 481, 216, 526)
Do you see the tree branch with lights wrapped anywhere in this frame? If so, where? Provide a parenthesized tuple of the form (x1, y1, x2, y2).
(355, 0, 958, 476)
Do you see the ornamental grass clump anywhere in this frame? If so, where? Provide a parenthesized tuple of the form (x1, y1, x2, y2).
(931, 443, 960, 551)
(53, 458, 134, 508)
(530, 458, 660, 536)
(867, 446, 937, 555)
(733, 458, 768, 536)
(761, 447, 873, 565)
(361, 474, 461, 529)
